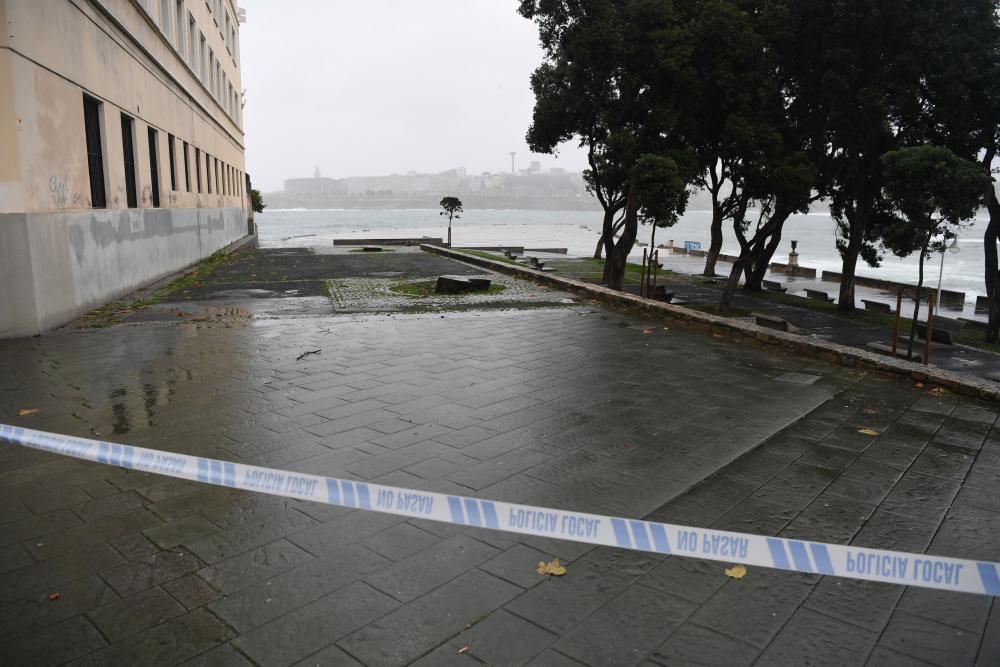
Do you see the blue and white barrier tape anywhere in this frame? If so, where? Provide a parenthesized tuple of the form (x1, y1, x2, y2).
(2, 424, 998, 597)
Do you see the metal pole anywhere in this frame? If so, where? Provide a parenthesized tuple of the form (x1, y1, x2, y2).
(924, 291, 936, 366)
(892, 287, 902, 356)
(640, 248, 648, 297)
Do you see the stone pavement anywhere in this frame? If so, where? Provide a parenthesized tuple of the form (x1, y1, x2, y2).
(0, 248, 998, 665)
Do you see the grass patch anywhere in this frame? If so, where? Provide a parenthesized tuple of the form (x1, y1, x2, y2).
(460, 250, 520, 265)
(390, 280, 507, 297)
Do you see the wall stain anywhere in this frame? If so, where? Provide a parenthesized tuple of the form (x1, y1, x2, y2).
(49, 174, 68, 208)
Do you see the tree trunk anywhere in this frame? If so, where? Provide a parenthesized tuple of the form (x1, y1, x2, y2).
(595, 215, 625, 260)
(703, 200, 724, 277)
(985, 187, 1000, 342)
(837, 207, 868, 312)
(745, 225, 784, 292)
(907, 244, 928, 360)
(721, 254, 751, 308)
(606, 185, 639, 291)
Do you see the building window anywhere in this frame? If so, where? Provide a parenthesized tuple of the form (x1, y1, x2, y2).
(182, 140, 190, 191)
(205, 153, 212, 193)
(215, 158, 220, 196)
(120, 114, 138, 208)
(147, 127, 161, 207)
(199, 32, 207, 81)
(82, 95, 106, 208)
(188, 13, 196, 67)
(195, 147, 201, 193)
(175, 1, 185, 53)
(159, 0, 171, 39)
(167, 134, 177, 191)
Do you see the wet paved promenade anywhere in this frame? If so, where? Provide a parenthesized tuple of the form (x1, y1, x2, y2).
(0, 249, 998, 665)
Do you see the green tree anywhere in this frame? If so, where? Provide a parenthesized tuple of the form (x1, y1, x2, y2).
(250, 188, 266, 214)
(520, 0, 694, 290)
(878, 146, 990, 358)
(439, 196, 463, 247)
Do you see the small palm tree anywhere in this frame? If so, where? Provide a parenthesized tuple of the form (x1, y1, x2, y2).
(439, 196, 463, 247)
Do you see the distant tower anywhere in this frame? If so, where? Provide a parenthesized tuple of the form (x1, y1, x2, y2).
(313, 166, 321, 179)
(510, 152, 516, 174)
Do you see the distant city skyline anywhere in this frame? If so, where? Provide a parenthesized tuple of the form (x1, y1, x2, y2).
(237, 0, 589, 192)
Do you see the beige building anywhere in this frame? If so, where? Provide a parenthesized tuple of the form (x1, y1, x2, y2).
(0, 0, 250, 338)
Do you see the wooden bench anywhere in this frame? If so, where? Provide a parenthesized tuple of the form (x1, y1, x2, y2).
(915, 316, 965, 345)
(861, 299, 893, 314)
(751, 312, 799, 333)
(762, 279, 786, 293)
(804, 289, 834, 302)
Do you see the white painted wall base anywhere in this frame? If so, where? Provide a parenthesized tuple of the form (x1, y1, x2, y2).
(0, 207, 248, 338)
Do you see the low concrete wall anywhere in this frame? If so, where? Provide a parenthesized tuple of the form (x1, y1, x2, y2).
(0, 207, 246, 338)
(425, 245, 1000, 401)
(333, 238, 444, 246)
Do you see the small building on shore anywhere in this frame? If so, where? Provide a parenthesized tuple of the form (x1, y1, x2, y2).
(0, 0, 251, 338)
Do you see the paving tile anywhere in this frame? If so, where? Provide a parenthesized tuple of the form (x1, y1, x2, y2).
(555, 584, 696, 666)
(210, 543, 391, 633)
(67, 608, 233, 666)
(359, 522, 441, 561)
(233, 581, 399, 665)
(689, 569, 816, 649)
(292, 643, 365, 667)
(185, 508, 317, 564)
(162, 573, 223, 610)
(451, 610, 556, 665)
(25, 509, 161, 561)
(877, 611, 980, 666)
(757, 607, 877, 666)
(648, 622, 759, 666)
(0, 615, 107, 666)
(100, 549, 202, 597)
(0, 542, 125, 604)
(181, 643, 255, 666)
(366, 534, 498, 602)
(144, 514, 220, 550)
(198, 539, 315, 594)
(0, 575, 119, 643)
(338, 570, 520, 667)
(87, 586, 186, 642)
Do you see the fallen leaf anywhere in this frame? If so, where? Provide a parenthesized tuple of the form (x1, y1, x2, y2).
(642, 329, 654, 335)
(17, 409, 39, 416)
(929, 387, 946, 396)
(915, 382, 925, 388)
(725, 564, 747, 579)
(457, 647, 469, 655)
(858, 428, 881, 436)
(537, 558, 568, 576)
(47, 592, 60, 601)
(862, 407, 879, 415)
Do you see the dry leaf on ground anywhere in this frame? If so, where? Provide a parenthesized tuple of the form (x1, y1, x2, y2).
(17, 409, 39, 416)
(858, 428, 880, 436)
(862, 407, 879, 415)
(537, 558, 567, 576)
(47, 592, 60, 601)
(457, 647, 469, 655)
(929, 387, 946, 396)
(725, 564, 747, 579)
(915, 382, 925, 388)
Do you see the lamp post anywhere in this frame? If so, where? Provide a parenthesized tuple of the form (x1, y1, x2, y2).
(935, 236, 960, 311)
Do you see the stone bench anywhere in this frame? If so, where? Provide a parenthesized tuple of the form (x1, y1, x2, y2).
(804, 289, 834, 303)
(752, 312, 799, 333)
(435, 275, 492, 294)
(526, 257, 546, 270)
(653, 285, 675, 302)
(866, 342, 923, 363)
(914, 316, 965, 345)
(503, 250, 522, 261)
(861, 299, 893, 314)
(762, 279, 786, 293)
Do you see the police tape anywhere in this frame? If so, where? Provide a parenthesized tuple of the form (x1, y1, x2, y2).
(2, 423, 998, 597)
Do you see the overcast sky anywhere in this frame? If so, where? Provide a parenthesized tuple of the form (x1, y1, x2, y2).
(237, 0, 589, 191)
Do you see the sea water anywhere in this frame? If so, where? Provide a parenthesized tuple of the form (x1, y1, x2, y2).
(256, 208, 991, 299)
